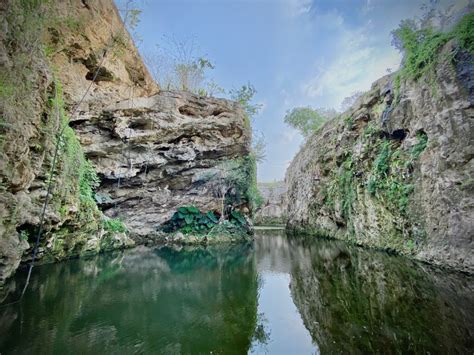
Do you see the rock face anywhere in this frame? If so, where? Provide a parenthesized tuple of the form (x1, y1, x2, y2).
(73, 91, 251, 241)
(0, 0, 151, 284)
(47, 0, 158, 111)
(254, 182, 287, 225)
(286, 41, 473, 273)
(0, 0, 250, 283)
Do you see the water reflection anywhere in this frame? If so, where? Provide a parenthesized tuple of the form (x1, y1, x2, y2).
(251, 229, 316, 354)
(0, 230, 473, 354)
(283, 231, 474, 354)
(0, 243, 258, 354)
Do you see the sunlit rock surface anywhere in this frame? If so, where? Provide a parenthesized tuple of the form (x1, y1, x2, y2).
(73, 91, 251, 239)
(286, 41, 474, 273)
(254, 182, 287, 225)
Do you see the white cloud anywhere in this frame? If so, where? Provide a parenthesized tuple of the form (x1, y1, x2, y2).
(285, 0, 312, 17)
(363, 0, 375, 13)
(302, 19, 401, 109)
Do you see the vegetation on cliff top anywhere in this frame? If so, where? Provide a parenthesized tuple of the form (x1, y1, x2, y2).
(392, 11, 474, 98)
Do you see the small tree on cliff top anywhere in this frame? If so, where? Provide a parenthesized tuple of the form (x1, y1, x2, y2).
(284, 107, 337, 138)
(230, 83, 263, 118)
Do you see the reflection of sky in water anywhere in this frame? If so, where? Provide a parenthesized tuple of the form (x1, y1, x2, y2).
(1, 229, 472, 354)
(250, 271, 317, 354)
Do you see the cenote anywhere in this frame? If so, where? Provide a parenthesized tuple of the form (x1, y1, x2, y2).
(1, 229, 473, 354)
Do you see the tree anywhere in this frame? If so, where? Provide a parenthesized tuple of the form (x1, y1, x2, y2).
(143, 36, 216, 93)
(229, 83, 263, 118)
(252, 132, 266, 163)
(284, 107, 337, 138)
(390, 1, 467, 60)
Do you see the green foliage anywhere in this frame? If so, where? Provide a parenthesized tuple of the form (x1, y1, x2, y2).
(214, 155, 263, 214)
(393, 25, 450, 81)
(161, 206, 251, 237)
(392, 12, 474, 86)
(410, 131, 428, 160)
(230, 210, 247, 227)
(162, 206, 220, 234)
(367, 140, 415, 215)
(326, 156, 355, 219)
(284, 107, 336, 138)
(393, 73, 402, 104)
(103, 218, 127, 233)
(19, 230, 29, 242)
(453, 12, 474, 53)
(406, 239, 415, 251)
(363, 121, 380, 138)
(238, 155, 264, 212)
(48, 80, 105, 228)
(374, 140, 391, 175)
(344, 115, 354, 130)
(339, 158, 355, 219)
(229, 83, 262, 118)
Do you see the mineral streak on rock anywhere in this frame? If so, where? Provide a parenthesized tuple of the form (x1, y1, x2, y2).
(74, 91, 251, 240)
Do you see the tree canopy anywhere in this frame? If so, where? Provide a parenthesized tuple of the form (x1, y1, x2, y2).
(284, 107, 337, 138)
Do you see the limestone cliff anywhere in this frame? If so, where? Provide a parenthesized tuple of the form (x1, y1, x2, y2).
(286, 40, 473, 273)
(74, 91, 251, 242)
(0, 0, 251, 283)
(0, 0, 155, 284)
(47, 0, 158, 111)
(254, 182, 287, 225)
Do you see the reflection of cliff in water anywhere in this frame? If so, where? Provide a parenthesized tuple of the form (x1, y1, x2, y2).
(287, 236, 474, 354)
(1, 230, 472, 354)
(0, 243, 258, 354)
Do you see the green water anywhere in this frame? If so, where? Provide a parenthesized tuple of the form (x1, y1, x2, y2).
(0, 229, 473, 354)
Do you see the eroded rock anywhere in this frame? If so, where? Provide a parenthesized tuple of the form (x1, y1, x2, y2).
(286, 41, 474, 273)
(73, 91, 251, 238)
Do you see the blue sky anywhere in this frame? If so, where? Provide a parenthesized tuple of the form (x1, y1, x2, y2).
(116, 0, 468, 182)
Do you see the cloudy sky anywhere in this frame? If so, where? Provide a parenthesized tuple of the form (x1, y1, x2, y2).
(117, 0, 468, 181)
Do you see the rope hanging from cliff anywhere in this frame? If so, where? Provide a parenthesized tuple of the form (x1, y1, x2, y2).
(0, 48, 108, 309)
(1, 7, 137, 308)
(19, 49, 109, 301)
